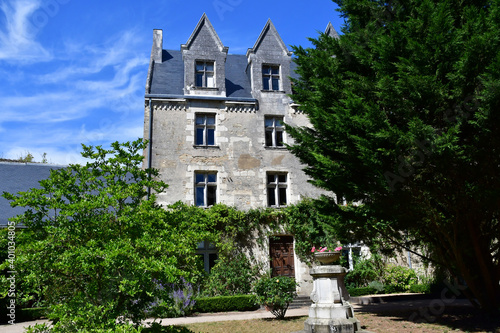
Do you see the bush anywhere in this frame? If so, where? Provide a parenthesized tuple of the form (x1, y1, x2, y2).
(344, 253, 385, 288)
(202, 253, 260, 297)
(383, 265, 418, 292)
(347, 286, 379, 297)
(253, 275, 297, 319)
(144, 323, 195, 333)
(410, 283, 431, 294)
(149, 277, 197, 318)
(367, 281, 385, 293)
(193, 295, 259, 313)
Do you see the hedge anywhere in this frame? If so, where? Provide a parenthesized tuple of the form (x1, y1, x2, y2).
(193, 295, 259, 313)
(347, 286, 379, 297)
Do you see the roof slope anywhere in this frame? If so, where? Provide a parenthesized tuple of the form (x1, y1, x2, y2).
(0, 162, 65, 227)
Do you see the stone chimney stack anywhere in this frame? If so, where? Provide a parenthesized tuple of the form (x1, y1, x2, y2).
(152, 29, 163, 63)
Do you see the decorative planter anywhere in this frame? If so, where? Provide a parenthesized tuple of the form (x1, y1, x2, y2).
(314, 251, 341, 265)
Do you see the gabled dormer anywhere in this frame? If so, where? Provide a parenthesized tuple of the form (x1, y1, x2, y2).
(181, 13, 229, 97)
(325, 22, 340, 39)
(246, 19, 293, 96)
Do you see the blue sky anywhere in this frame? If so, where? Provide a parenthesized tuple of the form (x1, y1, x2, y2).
(0, 0, 343, 165)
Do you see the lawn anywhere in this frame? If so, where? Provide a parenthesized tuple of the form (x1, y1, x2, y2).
(181, 306, 500, 333)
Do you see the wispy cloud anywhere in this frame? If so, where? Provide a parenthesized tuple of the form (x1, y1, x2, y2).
(0, 0, 52, 63)
(0, 19, 149, 164)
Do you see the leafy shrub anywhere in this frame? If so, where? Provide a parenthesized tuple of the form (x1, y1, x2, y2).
(383, 265, 418, 292)
(344, 253, 385, 288)
(24, 322, 196, 333)
(410, 283, 431, 294)
(193, 295, 259, 313)
(144, 323, 195, 333)
(253, 275, 297, 319)
(347, 286, 379, 297)
(367, 280, 385, 293)
(149, 277, 197, 318)
(202, 253, 260, 296)
(24, 323, 52, 333)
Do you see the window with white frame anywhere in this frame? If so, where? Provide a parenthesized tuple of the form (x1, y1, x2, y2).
(267, 173, 287, 207)
(265, 116, 284, 147)
(262, 64, 280, 91)
(195, 172, 217, 207)
(195, 114, 216, 146)
(196, 61, 215, 88)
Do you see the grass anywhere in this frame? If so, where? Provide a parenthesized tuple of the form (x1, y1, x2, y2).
(182, 316, 306, 333)
(178, 307, 500, 333)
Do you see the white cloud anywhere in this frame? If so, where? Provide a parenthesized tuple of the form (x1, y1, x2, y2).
(0, 6, 149, 165)
(0, 0, 52, 63)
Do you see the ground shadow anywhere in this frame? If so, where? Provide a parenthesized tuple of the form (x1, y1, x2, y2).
(355, 299, 500, 332)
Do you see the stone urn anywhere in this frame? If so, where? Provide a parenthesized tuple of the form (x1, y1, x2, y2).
(314, 251, 341, 265)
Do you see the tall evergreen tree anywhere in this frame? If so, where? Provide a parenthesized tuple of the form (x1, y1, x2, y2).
(288, 0, 500, 310)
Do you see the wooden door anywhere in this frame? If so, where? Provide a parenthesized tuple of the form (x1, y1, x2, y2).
(270, 236, 295, 278)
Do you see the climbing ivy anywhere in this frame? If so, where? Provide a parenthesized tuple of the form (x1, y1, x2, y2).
(167, 198, 340, 268)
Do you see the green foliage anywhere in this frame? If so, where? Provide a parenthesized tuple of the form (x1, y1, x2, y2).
(347, 286, 380, 297)
(2, 139, 198, 330)
(144, 323, 195, 333)
(24, 323, 52, 333)
(345, 252, 385, 288)
(23, 322, 195, 333)
(383, 265, 418, 293)
(18, 151, 34, 163)
(410, 283, 431, 294)
(163, 200, 340, 270)
(288, 0, 500, 309)
(253, 275, 297, 319)
(367, 280, 385, 293)
(149, 278, 197, 318)
(193, 295, 259, 313)
(202, 252, 261, 296)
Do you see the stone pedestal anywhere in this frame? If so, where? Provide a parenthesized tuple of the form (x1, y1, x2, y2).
(297, 264, 369, 333)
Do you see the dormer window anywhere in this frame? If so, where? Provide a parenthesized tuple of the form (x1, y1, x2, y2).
(262, 64, 280, 91)
(196, 61, 215, 88)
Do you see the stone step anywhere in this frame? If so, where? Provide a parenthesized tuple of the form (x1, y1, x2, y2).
(289, 296, 312, 309)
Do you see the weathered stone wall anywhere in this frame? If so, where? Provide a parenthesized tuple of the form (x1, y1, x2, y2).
(145, 98, 324, 210)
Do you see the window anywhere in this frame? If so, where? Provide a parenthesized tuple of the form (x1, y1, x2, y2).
(262, 65, 280, 91)
(195, 114, 215, 146)
(265, 116, 284, 147)
(197, 241, 217, 273)
(267, 173, 287, 207)
(195, 172, 217, 207)
(196, 61, 215, 88)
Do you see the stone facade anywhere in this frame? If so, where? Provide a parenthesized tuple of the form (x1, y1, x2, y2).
(143, 14, 338, 295)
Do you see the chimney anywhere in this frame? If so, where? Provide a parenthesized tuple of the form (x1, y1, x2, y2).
(152, 29, 163, 63)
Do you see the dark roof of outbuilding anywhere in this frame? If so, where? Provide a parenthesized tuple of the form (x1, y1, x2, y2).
(0, 162, 65, 227)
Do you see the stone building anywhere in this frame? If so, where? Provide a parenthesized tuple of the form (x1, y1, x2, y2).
(143, 14, 339, 295)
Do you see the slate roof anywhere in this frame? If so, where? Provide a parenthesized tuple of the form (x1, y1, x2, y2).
(149, 50, 184, 95)
(149, 51, 300, 98)
(149, 51, 256, 99)
(0, 162, 65, 227)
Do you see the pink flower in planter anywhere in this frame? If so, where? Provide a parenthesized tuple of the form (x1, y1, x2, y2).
(319, 247, 327, 252)
(311, 246, 316, 252)
(335, 246, 342, 251)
